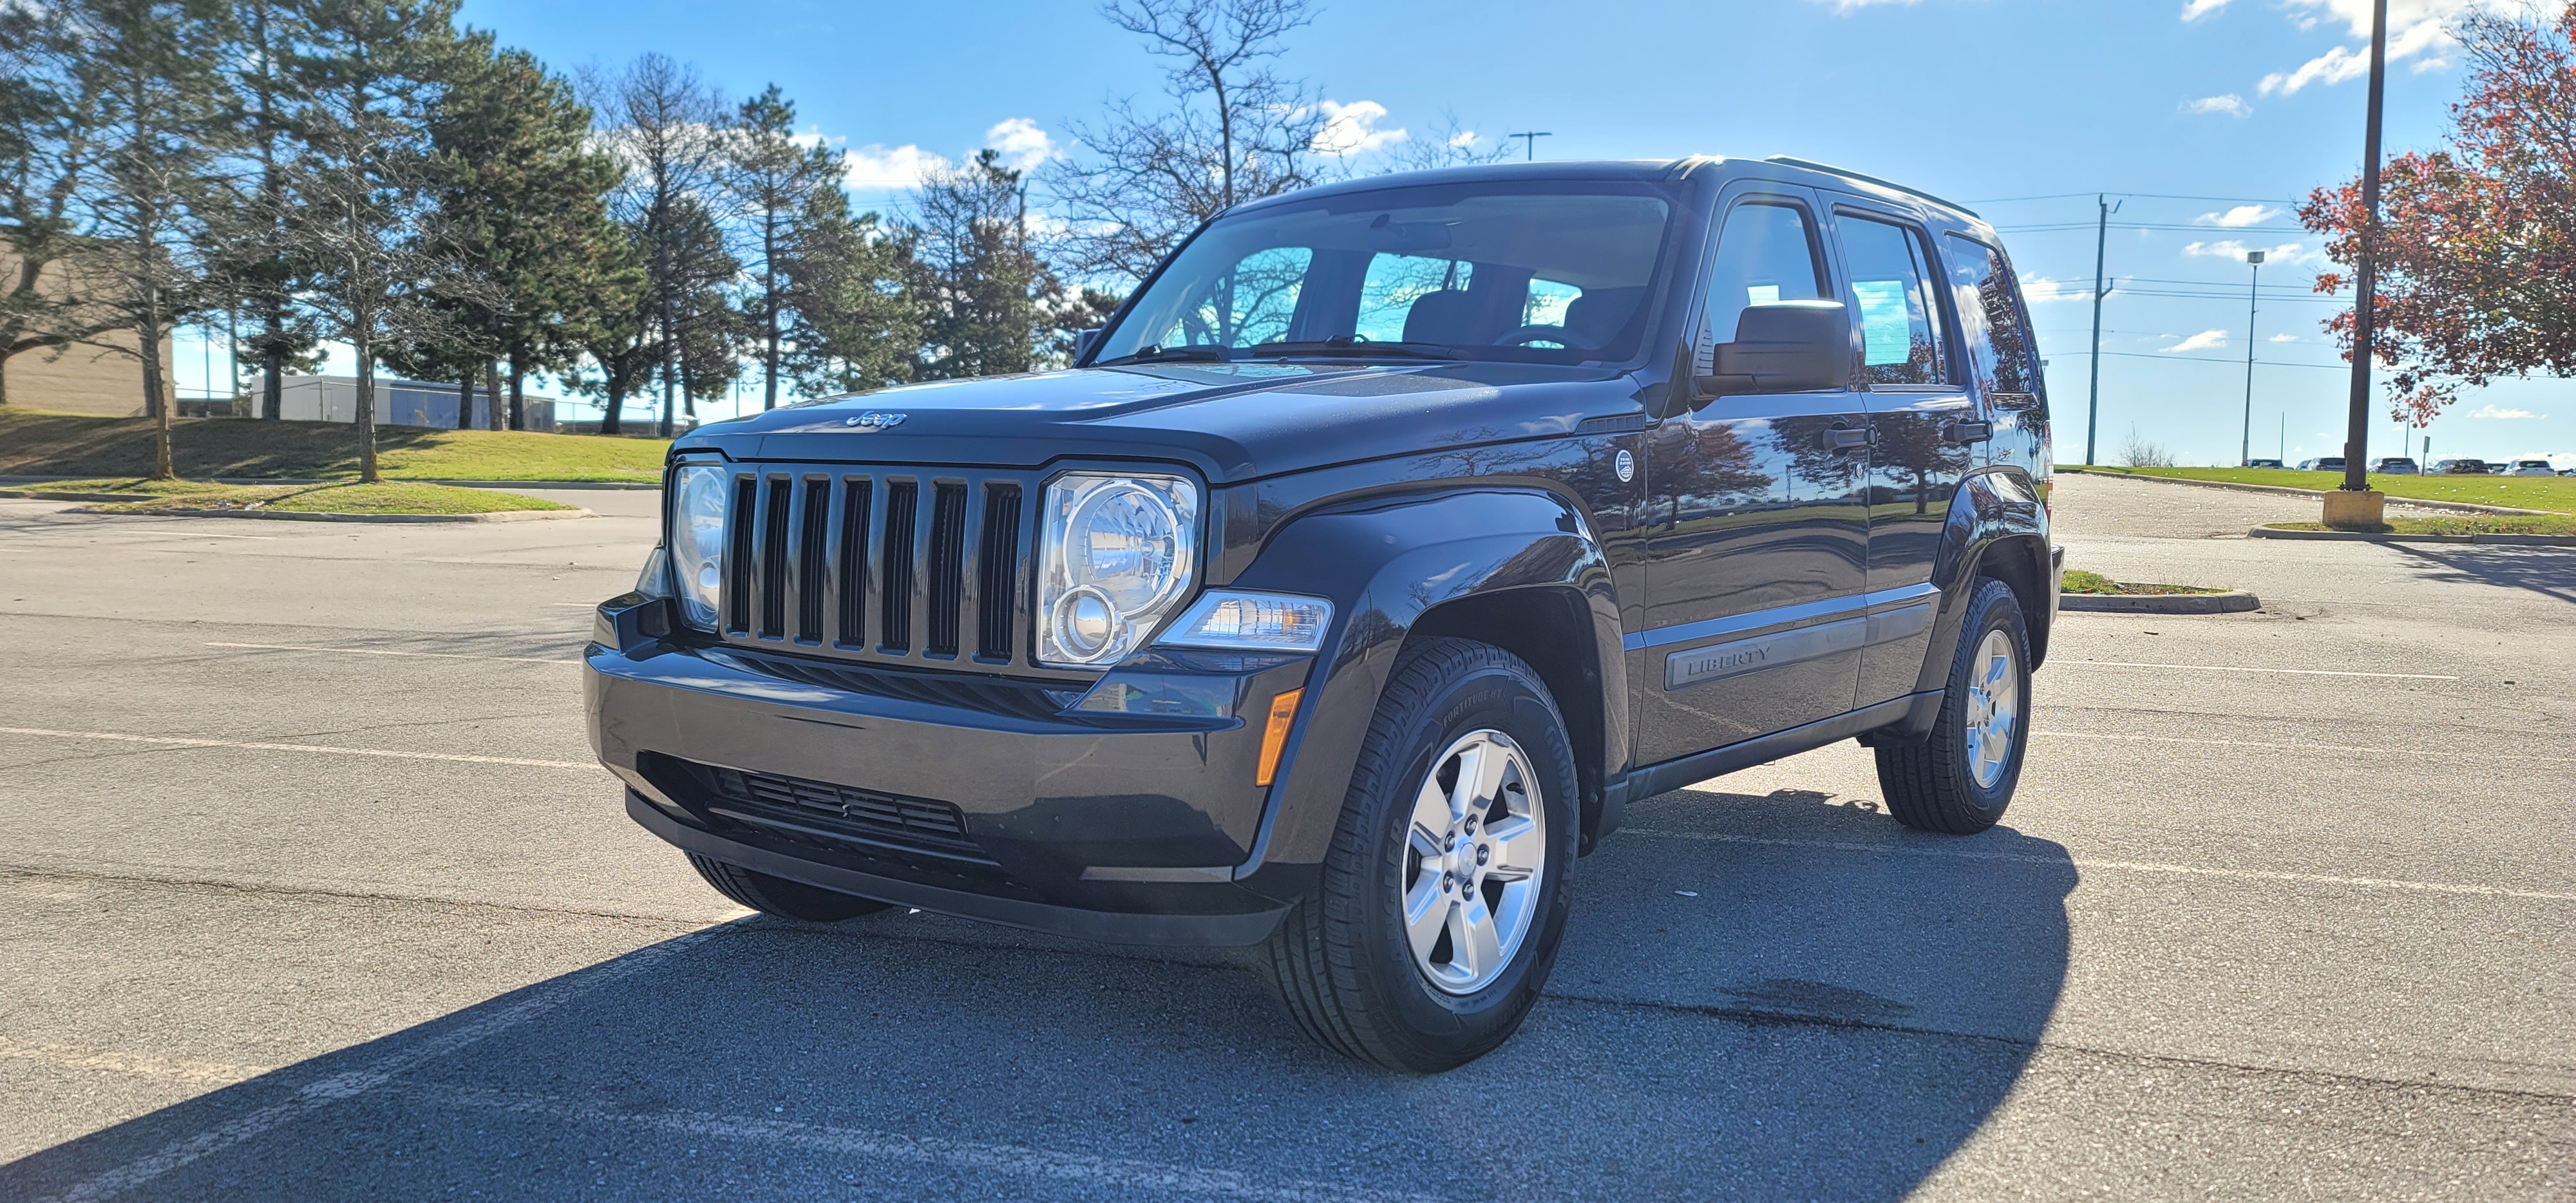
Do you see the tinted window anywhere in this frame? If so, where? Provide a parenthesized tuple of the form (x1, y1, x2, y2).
(1944, 234, 2042, 408)
(1702, 202, 1826, 351)
(1839, 216, 1948, 386)
(1094, 185, 1676, 366)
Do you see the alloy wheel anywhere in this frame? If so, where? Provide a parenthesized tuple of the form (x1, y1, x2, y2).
(1398, 729, 1546, 995)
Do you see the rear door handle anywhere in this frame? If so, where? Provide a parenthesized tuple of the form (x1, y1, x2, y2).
(1822, 426, 1870, 451)
(1942, 419, 1993, 444)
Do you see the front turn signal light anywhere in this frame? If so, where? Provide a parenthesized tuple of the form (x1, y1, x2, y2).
(1255, 688, 1303, 787)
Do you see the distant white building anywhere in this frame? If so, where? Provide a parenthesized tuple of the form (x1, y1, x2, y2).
(277, 374, 557, 431)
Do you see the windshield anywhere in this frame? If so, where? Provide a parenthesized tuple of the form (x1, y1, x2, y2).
(1090, 182, 1678, 368)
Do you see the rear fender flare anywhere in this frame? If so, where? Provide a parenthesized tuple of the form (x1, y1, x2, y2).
(1217, 488, 1621, 902)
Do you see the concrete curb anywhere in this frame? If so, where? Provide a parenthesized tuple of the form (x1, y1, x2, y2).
(51, 502, 595, 523)
(2057, 466, 2556, 516)
(2061, 590, 2260, 614)
(2248, 524, 2576, 547)
(0, 475, 658, 490)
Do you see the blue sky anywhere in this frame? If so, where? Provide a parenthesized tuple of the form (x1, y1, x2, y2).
(192, 0, 2570, 466)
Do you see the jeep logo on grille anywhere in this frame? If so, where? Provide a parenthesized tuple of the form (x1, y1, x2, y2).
(843, 412, 907, 429)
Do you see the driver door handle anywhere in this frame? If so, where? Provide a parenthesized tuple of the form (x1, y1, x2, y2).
(1821, 426, 1870, 451)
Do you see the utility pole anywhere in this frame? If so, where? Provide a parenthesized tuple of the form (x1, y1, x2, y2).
(2241, 249, 2264, 466)
(2084, 194, 2118, 465)
(2339, 0, 2390, 502)
(1508, 131, 1551, 161)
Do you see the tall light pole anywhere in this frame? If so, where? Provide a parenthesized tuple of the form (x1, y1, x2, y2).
(2336, 0, 2391, 513)
(1508, 131, 1551, 161)
(2241, 249, 2264, 466)
(2083, 194, 2120, 466)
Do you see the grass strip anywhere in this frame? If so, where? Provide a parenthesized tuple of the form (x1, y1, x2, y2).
(66, 480, 573, 515)
(2065, 464, 2573, 513)
(2269, 513, 2576, 536)
(0, 408, 665, 482)
(2061, 568, 2228, 596)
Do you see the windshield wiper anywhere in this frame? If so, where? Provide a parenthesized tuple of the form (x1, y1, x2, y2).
(1092, 344, 1236, 366)
(1247, 338, 1460, 361)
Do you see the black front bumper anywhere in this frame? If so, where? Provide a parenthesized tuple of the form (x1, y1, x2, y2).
(587, 603, 1312, 947)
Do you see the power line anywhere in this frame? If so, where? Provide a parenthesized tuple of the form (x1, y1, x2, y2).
(1966, 191, 2304, 205)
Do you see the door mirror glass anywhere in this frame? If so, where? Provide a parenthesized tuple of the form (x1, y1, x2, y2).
(1698, 301, 1850, 398)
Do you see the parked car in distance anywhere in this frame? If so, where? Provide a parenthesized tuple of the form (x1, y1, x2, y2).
(2297, 457, 2347, 472)
(586, 155, 2061, 1072)
(2505, 459, 2557, 477)
(2372, 457, 2420, 474)
(2433, 458, 2492, 475)
(2245, 459, 2283, 469)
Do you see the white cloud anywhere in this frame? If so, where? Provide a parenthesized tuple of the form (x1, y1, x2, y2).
(1311, 100, 1408, 157)
(1807, 0, 1920, 11)
(2269, 332, 2300, 343)
(2467, 404, 2546, 419)
(2197, 204, 2281, 227)
(2181, 0, 2233, 21)
(837, 143, 949, 191)
(2184, 93, 2253, 117)
(2183, 238, 2307, 263)
(2162, 329, 2231, 354)
(983, 118, 1056, 173)
(2259, 1, 2526, 95)
(2020, 275, 2104, 305)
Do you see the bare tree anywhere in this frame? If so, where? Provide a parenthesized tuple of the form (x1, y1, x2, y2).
(1045, 0, 1327, 283)
(1374, 111, 1513, 174)
(585, 53, 730, 436)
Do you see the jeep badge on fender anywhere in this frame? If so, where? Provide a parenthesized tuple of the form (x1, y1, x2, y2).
(587, 155, 2058, 1074)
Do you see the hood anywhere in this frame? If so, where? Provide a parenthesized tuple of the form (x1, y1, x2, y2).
(674, 361, 1646, 483)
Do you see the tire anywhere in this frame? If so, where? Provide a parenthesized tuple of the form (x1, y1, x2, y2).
(1875, 577, 2032, 835)
(1265, 638, 1580, 1073)
(687, 853, 893, 922)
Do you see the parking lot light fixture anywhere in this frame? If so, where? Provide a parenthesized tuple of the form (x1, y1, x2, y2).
(2242, 249, 2264, 468)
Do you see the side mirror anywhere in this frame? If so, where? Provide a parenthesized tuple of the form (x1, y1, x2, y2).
(1694, 301, 1851, 400)
(1074, 327, 1104, 364)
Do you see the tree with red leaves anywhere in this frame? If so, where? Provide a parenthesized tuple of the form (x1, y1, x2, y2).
(2298, 6, 2576, 427)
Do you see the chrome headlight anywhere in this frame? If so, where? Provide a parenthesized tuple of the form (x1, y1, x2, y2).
(670, 463, 730, 630)
(1037, 473, 1200, 667)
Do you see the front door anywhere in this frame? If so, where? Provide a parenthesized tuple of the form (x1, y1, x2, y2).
(1636, 189, 1871, 765)
(1824, 200, 1980, 706)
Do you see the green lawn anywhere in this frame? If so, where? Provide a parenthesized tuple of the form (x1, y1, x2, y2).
(0, 408, 666, 482)
(2264, 513, 2576, 536)
(48, 478, 573, 515)
(2065, 465, 2575, 513)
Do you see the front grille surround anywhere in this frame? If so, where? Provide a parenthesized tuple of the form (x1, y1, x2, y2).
(712, 464, 1043, 674)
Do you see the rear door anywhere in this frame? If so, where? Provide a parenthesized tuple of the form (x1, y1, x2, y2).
(1941, 232, 2049, 473)
(1634, 183, 1871, 764)
(1823, 199, 1978, 707)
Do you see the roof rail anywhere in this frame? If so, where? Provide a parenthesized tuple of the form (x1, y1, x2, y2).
(1763, 156, 1979, 219)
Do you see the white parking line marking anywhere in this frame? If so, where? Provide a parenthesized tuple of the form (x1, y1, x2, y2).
(0, 727, 594, 770)
(1620, 829, 2576, 902)
(2033, 728, 2576, 765)
(206, 641, 578, 664)
(2052, 660, 2457, 681)
(401, 1083, 1439, 1203)
(30, 930, 721, 1203)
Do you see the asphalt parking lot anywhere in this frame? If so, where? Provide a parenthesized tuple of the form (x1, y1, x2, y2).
(1, 472, 2569, 1201)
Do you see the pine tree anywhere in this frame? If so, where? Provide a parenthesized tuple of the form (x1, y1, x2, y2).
(908, 149, 1054, 380)
(0, 3, 125, 409)
(777, 185, 914, 395)
(725, 84, 841, 410)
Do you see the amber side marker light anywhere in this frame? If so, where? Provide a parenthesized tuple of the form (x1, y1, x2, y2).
(1254, 688, 1303, 786)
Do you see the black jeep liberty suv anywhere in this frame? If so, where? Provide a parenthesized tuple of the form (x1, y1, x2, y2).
(587, 156, 2058, 1072)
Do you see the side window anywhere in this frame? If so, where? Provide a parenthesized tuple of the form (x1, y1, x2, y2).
(1155, 245, 1311, 349)
(1701, 202, 1826, 354)
(1944, 234, 2044, 411)
(1837, 216, 1949, 386)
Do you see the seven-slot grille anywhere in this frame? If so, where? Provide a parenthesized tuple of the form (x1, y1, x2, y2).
(717, 467, 1028, 668)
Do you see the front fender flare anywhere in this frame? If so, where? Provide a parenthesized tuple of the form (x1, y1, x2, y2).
(1218, 488, 1622, 904)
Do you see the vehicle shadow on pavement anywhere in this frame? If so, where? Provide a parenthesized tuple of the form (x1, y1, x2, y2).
(5, 790, 2073, 1202)
(2387, 544, 2576, 606)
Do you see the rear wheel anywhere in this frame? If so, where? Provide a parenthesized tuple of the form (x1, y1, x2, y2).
(687, 853, 893, 922)
(1266, 638, 1579, 1073)
(1875, 578, 2031, 834)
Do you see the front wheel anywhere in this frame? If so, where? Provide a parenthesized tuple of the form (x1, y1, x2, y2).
(1875, 577, 2032, 834)
(1266, 638, 1580, 1072)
